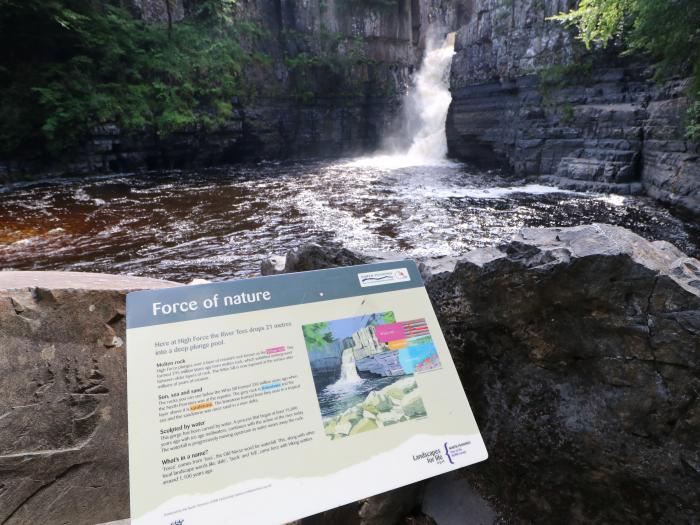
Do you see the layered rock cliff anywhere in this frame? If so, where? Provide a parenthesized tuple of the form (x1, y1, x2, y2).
(2, 225, 698, 523)
(446, 0, 700, 216)
(0, 0, 460, 177)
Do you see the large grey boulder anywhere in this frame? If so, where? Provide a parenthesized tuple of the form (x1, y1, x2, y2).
(428, 224, 699, 522)
(270, 223, 700, 523)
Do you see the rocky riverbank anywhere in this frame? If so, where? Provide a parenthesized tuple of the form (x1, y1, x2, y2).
(1, 224, 698, 523)
(323, 377, 427, 439)
(445, 0, 700, 216)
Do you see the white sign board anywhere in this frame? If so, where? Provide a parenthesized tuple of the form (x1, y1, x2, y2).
(126, 261, 487, 524)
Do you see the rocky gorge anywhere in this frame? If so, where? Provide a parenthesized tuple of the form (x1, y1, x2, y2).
(445, 0, 700, 216)
(1, 223, 698, 523)
(1, 2, 699, 522)
(0, 0, 459, 177)
(1, 0, 697, 219)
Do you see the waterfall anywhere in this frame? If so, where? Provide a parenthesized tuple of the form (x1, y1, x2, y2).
(337, 348, 363, 384)
(401, 31, 456, 161)
(348, 30, 456, 168)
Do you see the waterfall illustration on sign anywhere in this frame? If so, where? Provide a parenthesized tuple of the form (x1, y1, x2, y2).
(338, 348, 363, 384)
(303, 312, 441, 439)
(349, 30, 456, 168)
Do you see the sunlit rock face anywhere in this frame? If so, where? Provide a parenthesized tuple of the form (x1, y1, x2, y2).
(274, 224, 700, 523)
(446, 0, 700, 216)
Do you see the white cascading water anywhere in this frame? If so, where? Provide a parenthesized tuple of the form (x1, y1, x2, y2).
(349, 30, 456, 168)
(336, 348, 363, 384)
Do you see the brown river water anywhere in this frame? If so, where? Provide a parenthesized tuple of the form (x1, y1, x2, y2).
(0, 159, 697, 282)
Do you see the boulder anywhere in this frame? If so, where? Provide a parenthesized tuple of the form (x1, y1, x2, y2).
(349, 418, 379, 435)
(0, 271, 177, 525)
(273, 224, 700, 523)
(261, 244, 370, 276)
(400, 391, 427, 419)
(376, 408, 406, 427)
(364, 391, 394, 413)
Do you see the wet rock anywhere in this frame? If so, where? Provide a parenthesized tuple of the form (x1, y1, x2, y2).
(261, 244, 370, 275)
(0, 272, 178, 525)
(422, 472, 498, 525)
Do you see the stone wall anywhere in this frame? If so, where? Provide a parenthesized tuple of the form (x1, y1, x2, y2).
(446, 0, 700, 216)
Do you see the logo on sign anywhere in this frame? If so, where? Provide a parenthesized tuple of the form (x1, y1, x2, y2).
(358, 268, 411, 288)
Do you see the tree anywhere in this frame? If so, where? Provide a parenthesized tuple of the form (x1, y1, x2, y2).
(550, 0, 700, 140)
(303, 323, 335, 350)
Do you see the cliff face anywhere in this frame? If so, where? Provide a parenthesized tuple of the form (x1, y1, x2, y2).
(0, 0, 459, 177)
(446, 0, 700, 216)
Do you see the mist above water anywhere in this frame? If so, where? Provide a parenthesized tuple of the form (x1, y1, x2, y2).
(347, 30, 456, 168)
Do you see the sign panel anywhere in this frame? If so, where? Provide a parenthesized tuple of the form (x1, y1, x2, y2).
(126, 261, 487, 524)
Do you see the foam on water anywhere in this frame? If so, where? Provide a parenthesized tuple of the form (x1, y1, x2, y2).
(0, 159, 696, 281)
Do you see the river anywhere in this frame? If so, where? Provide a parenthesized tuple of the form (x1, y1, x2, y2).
(0, 31, 697, 281)
(0, 160, 697, 282)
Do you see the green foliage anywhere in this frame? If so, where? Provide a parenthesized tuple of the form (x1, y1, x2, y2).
(549, 0, 633, 49)
(187, 0, 237, 27)
(549, 0, 700, 142)
(685, 93, 700, 143)
(0, 0, 253, 156)
(539, 60, 594, 92)
(303, 322, 335, 350)
(283, 29, 367, 101)
(561, 103, 575, 124)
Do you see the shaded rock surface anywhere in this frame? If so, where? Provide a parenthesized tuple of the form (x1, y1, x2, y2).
(422, 471, 497, 525)
(446, 0, 700, 216)
(272, 223, 700, 523)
